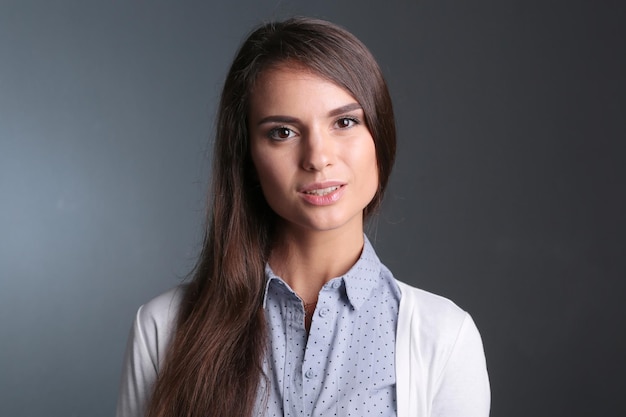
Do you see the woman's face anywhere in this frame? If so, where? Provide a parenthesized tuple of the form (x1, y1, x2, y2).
(248, 67, 378, 236)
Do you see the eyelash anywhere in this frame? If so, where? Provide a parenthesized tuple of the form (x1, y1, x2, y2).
(266, 116, 361, 141)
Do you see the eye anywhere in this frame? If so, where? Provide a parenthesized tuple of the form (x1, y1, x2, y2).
(335, 117, 359, 129)
(268, 126, 296, 141)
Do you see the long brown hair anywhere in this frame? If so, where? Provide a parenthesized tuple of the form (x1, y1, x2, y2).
(146, 17, 396, 417)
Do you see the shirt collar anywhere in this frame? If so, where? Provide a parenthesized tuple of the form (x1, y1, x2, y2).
(262, 235, 382, 310)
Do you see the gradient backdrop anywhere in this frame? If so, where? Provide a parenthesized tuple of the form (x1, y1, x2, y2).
(1, 1, 624, 416)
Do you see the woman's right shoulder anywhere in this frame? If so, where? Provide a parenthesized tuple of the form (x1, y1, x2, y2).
(116, 285, 188, 417)
(136, 285, 186, 328)
(132, 285, 187, 365)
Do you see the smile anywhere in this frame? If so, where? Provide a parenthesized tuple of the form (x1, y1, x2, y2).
(303, 185, 341, 196)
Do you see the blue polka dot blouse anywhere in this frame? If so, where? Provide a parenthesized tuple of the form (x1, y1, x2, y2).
(258, 238, 401, 416)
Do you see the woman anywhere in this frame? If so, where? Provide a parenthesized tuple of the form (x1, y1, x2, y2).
(116, 17, 490, 417)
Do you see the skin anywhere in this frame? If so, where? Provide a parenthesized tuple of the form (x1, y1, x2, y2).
(248, 66, 379, 309)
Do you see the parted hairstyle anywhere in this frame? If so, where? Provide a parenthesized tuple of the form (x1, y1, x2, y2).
(146, 17, 396, 417)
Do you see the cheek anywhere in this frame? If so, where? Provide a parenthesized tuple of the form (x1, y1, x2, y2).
(251, 152, 288, 203)
(361, 142, 379, 184)
(367, 160, 380, 196)
(250, 145, 272, 183)
(360, 153, 380, 215)
(253, 153, 276, 180)
(362, 144, 380, 202)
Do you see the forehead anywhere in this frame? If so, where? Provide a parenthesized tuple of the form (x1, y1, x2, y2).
(248, 67, 358, 117)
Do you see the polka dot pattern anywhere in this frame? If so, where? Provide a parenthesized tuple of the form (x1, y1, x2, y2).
(257, 238, 401, 417)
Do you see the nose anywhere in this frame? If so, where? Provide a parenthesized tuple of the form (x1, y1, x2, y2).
(301, 128, 333, 171)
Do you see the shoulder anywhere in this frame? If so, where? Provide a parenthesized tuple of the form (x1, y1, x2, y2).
(395, 279, 478, 364)
(394, 280, 490, 416)
(133, 285, 186, 368)
(137, 286, 185, 328)
(396, 280, 467, 329)
(116, 286, 186, 417)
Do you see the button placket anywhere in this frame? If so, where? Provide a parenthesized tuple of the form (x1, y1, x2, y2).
(300, 286, 338, 416)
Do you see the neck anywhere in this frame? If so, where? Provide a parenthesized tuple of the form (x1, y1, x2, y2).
(269, 224, 365, 303)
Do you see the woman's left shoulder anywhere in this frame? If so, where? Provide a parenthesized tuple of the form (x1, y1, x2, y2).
(396, 280, 467, 322)
(394, 280, 490, 416)
(394, 279, 484, 350)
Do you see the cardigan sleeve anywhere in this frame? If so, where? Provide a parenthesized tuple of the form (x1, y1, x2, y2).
(396, 281, 490, 417)
(430, 313, 490, 417)
(115, 305, 158, 417)
(115, 287, 182, 417)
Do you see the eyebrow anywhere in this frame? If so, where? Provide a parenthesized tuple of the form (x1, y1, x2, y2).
(256, 102, 363, 126)
(328, 102, 362, 117)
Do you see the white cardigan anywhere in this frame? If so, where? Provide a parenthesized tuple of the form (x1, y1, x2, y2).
(116, 281, 490, 417)
(395, 281, 490, 417)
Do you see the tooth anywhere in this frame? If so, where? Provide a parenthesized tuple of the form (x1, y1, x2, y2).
(306, 186, 339, 196)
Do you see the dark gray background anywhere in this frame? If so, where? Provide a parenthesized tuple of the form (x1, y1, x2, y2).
(1, 1, 624, 416)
